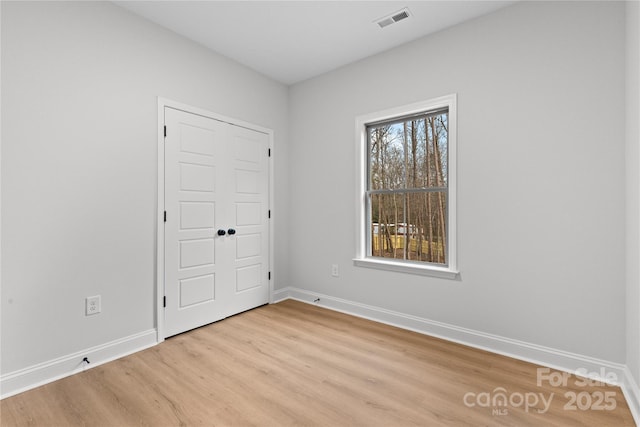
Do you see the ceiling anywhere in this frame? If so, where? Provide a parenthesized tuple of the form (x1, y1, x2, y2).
(115, 1, 516, 85)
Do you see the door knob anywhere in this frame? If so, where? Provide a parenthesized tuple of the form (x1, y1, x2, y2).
(217, 229, 226, 236)
(227, 228, 236, 235)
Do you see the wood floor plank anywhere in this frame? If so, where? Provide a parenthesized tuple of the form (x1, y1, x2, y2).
(1, 300, 636, 426)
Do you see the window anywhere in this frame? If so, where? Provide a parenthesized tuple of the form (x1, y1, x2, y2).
(354, 95, 458, 278)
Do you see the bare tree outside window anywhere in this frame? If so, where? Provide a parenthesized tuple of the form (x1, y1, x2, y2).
(367, 109, 448, 265)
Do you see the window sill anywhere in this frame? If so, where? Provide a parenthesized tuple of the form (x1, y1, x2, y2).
(353, 258, 459, 280)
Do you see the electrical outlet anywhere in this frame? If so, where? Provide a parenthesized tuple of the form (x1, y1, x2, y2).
(331, 264, 339, 277)
(86, 295, 101, 316)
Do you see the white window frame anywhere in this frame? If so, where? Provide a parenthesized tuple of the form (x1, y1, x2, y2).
(353, 94, 458, 279)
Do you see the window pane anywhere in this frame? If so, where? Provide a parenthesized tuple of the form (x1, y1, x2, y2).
(369, 111, 448, 191)
(370, 191, 447, 265)
(369, 125, 405, 190)
(405, 192, 447, 264)
(406, 113, 448, 189)
(370, 193, 405, 260)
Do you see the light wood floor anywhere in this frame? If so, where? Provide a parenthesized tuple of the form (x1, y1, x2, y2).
(1, 300, 635, 426)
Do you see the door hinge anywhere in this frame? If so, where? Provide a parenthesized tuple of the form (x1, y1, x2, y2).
(164, 211, 167, 222)
(164, 126, 167, 138)
(268, 272, 271, 280)
(268, 210, 271, 219)
(163, 296, 166, 308)
(268, 148, 271, 157)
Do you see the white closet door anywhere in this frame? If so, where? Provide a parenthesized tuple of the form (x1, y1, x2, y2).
(225, 124, 270, 317)
(164, 107, 269, 337)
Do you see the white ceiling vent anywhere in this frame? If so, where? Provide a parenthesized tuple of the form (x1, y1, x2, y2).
(375, 8, 411, 29)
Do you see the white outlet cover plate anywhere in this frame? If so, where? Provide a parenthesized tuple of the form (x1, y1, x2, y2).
(86, 295, 101, 316)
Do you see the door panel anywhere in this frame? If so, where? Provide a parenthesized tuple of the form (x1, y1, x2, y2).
(180, 238, 215, 268)
(236, 203, 262, 225)
(226, 125, 270, 316)
(236, 264, 261, 292)
(165, 108, 225, 337)
(180, 163, 215, 192)
(236, 234, 261, 259)
(164, 107, 269, 337)
(180, 202, 215, 229)
(179, 274, 215, 307)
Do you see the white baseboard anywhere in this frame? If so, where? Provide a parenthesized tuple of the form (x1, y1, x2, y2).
(274, 286, 639, 426)
(1, 329, 157, 399)
(272, 287, 292, 303)
(623, 367, 640, 425)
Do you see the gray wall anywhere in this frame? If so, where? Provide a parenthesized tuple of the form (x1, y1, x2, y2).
(627, 0, 640, 389)
(1, 1, 289, 374)
(288, 1, 626, 363)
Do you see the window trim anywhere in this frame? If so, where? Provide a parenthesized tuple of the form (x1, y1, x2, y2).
(353, 94, 459, 279)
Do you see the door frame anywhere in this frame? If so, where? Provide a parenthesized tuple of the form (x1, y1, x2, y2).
(156, 97, 275, 343)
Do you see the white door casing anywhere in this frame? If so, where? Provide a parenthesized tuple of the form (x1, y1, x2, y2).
(159, 101, 271, 339)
